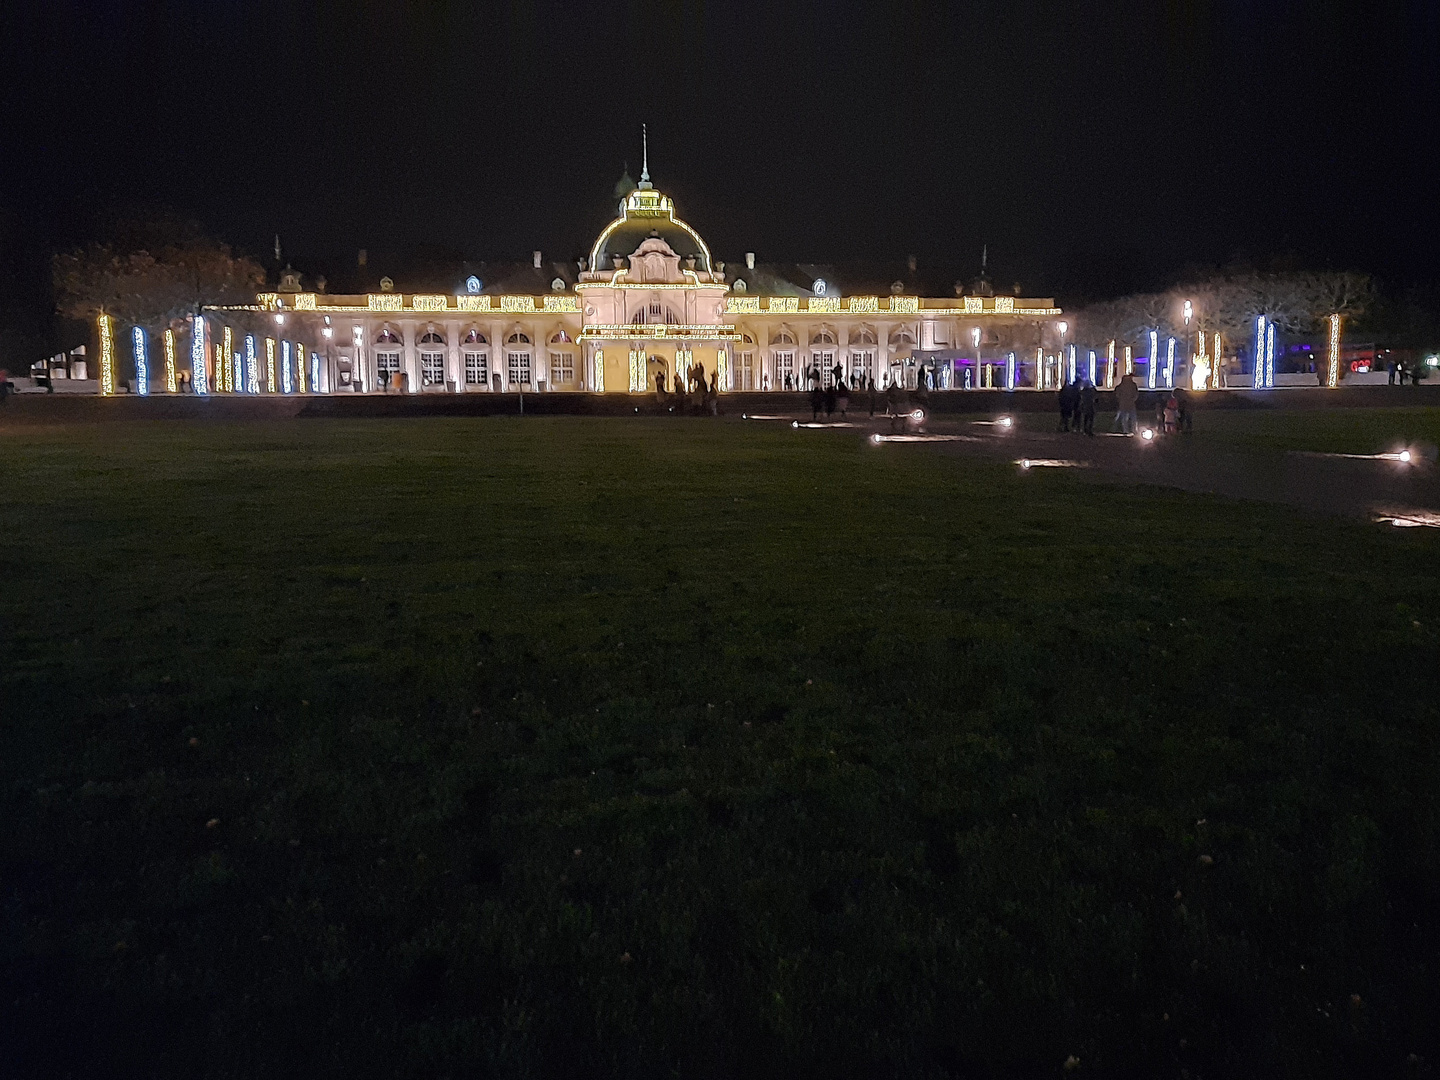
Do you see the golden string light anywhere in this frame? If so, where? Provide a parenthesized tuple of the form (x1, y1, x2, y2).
(164, 329, 177, 392)
(1327, 313, 1342, 388)
(221, 326, 234, 392)
(97, 313, 115, 396)
(266, 337, 277, 393)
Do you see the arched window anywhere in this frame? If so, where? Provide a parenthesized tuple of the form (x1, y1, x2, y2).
(548, 330, 575, 388)
(771, 328, 796, 346)
(463, 329, 489, 388)
(506, 330, 532, 387)
(810, 326, 838, 387)
(373, 326, 402, 386)
(665, 307, 679, 325)
(418, 326, 446, 387)
(810, 327, 837, 346)
(889, 325, 916, 346)
(850, 324, 877, 387)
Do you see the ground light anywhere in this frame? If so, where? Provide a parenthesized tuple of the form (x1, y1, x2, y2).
(1141, 428, 1155, 441)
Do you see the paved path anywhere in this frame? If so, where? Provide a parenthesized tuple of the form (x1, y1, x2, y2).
(789, 413, 1440, 526)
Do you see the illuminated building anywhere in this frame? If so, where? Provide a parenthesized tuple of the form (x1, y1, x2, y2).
(209, 170, 1064, 393)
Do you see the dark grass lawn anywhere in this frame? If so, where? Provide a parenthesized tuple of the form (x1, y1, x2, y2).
(2, 416, 1438, 1079)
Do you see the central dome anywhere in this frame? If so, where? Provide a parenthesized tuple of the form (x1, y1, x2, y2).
(589, 186, 713, 276)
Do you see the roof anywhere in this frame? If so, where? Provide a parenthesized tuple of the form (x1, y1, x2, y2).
(589, 186, 713, 274)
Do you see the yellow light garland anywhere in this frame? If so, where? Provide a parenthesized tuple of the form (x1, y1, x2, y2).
(412, 295, 446, 311)
(164, 328, 177, 392)
(221, 326, 234, 392)
(265, 337, 277, 392)
(97, 313, 115, 395)
(593, 349, 604, 392)
(1327, 314, 1341, 388)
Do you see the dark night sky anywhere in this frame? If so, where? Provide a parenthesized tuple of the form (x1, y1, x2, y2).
(2, 0, 1438, 342)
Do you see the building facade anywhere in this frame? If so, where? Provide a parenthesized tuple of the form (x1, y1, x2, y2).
(214, 176, 1068, 396)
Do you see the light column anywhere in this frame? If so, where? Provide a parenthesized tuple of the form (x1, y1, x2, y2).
(244, 335, 257, 393)
(221, 326, 234, 392)
(1106, 340, 1116, 388)
(164, 328, 177, 392)
(1147, 331, 1158, 389)
(98, 314, 115, 395)
(191, 315, 209, 395)
(265, 338, 277, 393)
(131, 326, 149, 396)
(1326, 314, 1341, 388)
(1165, 337, 1176, 388)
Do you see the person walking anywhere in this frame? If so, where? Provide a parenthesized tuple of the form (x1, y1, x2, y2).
(1058, 379, 1077, 432)
(823, 382, 837, 420)
(1163, 391, 1179, 434)
(886, 378, 907, 432)
(1078, 379, 1097, 436)
(867, 375, 876, 417)
(810, 380, 824, 421)
(1175, 385, 1193, 433)
(836, 378, 850, 418)
(1115, 371, 1139, 434)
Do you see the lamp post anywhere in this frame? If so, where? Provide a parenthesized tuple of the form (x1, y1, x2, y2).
(322, 320, 334, 394)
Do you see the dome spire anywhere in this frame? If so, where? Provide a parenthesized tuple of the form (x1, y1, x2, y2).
(638, 123, 652, 190)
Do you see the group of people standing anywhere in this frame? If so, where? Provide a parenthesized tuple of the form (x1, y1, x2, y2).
(1060, 372, 1193, 436)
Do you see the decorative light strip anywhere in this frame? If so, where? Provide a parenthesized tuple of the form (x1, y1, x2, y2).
(891, 296, 919, 314)
(221, 326, 234, 392)
(191, 315, 209, 395)
(726, 296, 761, 314)
(1148, 330, 1158, 389)
(245, 335, 258, 394)
(543, 295, 579, 312)
(266, 337, 277, 392)
(412, 295, 447, 311)
(1254, 316, 1266, 389)
(311, 347, 321, 392)
(578, 324, 740, 341)
(1067, 344, 1077, 384)
(1213, 332, 1222, 388)
(593, 348, 604, 393)
(718, 348, 730, 391)
(849, 296, 879, 313)
(97, 314, 115, 395)
(130, 325, 149, 396)
(994, 296, 1014, 313)
(1106, 340, 1116, 388)
(296, 343, 307, 393)
(164, 328, 177, 392)
(1165, 337, 1176, 389)
(769, 297, 799, 313)
(1265, 321, 1276, 390)
(808, 297, 840, 313)
(501, 296, 535, 312)
(294, 293, 317, 310)
(368, 294, 404, 311)
(281, 340, 293, 393)
(456, 295, 490, 311)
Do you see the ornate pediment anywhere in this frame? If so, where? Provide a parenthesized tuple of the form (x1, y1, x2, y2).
(628, 236, 684, 284)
